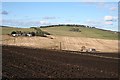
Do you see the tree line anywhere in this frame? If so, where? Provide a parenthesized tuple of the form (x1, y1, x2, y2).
(39, 24, 96, 28)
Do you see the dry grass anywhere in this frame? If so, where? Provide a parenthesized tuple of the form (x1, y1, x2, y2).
(1, 35, 119, 52)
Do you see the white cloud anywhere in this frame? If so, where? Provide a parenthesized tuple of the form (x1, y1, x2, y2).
(104, 16, 117, 25)
(104, 16, 118, 21)
(105, 21, 113, 25)
(85, 19, 103, 27)
(113, 16, 118, 20)
(65, 19, 72, 22)
(84, 18, 116, 27)
(110, 7, 117, 11)
(104, 16, 113, 21)
(86, 19, 101, 24)
(42, 16, 57, 19)
(1, 19, 52, 27)
(39, 21, 51, 25)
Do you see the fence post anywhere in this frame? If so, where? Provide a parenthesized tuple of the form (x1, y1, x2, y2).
(60, 42, 62, 50)
(14, 38, 15, 44)
(6, 39, 8, 44)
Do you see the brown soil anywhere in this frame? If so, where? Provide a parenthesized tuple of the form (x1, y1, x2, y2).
(2, 45, 119, 79)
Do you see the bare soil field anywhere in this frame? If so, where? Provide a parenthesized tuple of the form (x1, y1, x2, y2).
(2, 45, 119, 79)
(1, 35, 119, 52)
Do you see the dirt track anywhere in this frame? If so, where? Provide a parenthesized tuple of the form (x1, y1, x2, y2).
(2, 45, 119, 79)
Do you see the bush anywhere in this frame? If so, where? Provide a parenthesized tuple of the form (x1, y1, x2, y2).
(69, 28, 81, 32)
(35, 31, 47, 37)
(33, 28, 50, 37)
(11, 31, 16, 34)
(31, 32, 36, 36)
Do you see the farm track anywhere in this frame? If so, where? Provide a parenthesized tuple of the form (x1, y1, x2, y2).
(2, 45, 119, 79)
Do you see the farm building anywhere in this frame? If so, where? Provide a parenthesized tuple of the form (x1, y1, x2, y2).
(11, 31, 36, 37)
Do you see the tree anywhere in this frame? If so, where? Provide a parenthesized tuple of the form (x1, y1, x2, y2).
(33, 28, 47, 37)
(11, 31, 16, 34)
(69, 28, 81, 32)
(31, 32, 35, 36)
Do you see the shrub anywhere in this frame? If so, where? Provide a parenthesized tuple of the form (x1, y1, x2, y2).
(69, 28, 81, 32)
(34, 28, 50, 37)
(31, 32, 35, 36)
(11, 31, 16, 34)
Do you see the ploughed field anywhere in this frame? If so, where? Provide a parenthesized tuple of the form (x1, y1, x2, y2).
(2, 45, 119, 78)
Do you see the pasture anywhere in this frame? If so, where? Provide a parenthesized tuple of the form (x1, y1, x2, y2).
(41, 26, 119, 40)
(1, 27, 35, 35)
(1, 26, 119, 40)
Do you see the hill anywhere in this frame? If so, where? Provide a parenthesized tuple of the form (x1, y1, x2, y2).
(1, 25, 119, 40)
(1, 25, 119, 52)
(40, 26, 119, 40)
(1, 26, 35, 35)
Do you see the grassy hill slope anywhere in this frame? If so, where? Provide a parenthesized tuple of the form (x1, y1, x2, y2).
(41, 26, 119, 40)
(1, 27, 35, 35)
(1, 26, 119, 40)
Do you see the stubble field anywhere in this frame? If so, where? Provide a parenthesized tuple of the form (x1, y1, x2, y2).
(1, 35, 119, 52)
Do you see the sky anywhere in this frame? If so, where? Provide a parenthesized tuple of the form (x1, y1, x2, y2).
(0, 2, 119, 31)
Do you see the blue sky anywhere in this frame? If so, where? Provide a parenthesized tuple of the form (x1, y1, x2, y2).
(1, 2, 118, 31)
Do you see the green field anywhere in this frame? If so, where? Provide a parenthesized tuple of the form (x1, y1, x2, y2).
(1, 27, 35, 35)
(1, 26, 119, 40)
(41, 26, 119, 40)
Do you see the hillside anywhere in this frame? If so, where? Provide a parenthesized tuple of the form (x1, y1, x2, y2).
(1, 25, 119, 40)
(41, 26, 119, 40)
(1, 25, 119, 52)
(1, 26, 35, 35)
